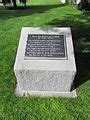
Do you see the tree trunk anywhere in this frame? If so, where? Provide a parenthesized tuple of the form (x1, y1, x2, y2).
(12, 0, 17, 8)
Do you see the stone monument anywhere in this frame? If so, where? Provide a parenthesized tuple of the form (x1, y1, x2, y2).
(14, 27, 77, 97)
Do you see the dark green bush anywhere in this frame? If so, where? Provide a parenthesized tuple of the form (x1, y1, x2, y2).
(78, 0, 89, 10)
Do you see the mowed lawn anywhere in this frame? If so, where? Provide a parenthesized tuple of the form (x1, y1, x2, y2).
(0, 0, 90, 119)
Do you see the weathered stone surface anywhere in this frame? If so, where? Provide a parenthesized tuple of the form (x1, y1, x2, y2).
(14, 27, 77, 97)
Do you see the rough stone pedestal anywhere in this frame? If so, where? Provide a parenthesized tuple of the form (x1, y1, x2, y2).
(14, 27, 77, 98)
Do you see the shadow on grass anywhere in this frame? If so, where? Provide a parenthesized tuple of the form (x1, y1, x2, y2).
(46, 12, 90, 90)
(0, 4, 65, 19)
(72, 52, 90, 90)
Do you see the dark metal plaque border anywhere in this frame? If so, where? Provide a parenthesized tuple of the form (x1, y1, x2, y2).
(24, 34, 68, 60)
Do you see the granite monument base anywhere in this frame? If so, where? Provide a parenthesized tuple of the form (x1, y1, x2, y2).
(15, 83, 77, 98)
(14, 27, 77, 98)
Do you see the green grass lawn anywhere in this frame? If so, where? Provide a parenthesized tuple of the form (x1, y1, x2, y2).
(0, 0, 90, 119)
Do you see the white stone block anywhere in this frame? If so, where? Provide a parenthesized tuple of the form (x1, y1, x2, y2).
(60, 0, 66, 4)
(75, 0, 81, 4)
(14, 27, 77, 97)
